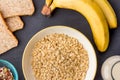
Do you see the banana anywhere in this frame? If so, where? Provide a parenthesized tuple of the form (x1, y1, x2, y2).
(41, 0, 53, 15)
(46, 0, 53, 6)
(41, 0, 109, 52)
(94, 0, 117, 29)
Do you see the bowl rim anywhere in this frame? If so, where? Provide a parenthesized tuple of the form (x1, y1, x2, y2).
(0, 59, 18, 80)
(22, 25, 97, 80)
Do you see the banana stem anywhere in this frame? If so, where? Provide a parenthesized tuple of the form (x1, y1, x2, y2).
(46, 0, 53, 6)
(41, 4, 51, 15)
(41, 2, 56, 16)
(49, 2, 56, 12)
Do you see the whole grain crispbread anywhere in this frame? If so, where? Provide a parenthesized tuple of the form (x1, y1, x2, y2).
(0, 0, 35, 18)
(0, 13, 18, 54)
(6, 16, 24, 32)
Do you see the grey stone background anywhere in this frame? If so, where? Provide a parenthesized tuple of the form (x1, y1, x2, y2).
(0, 0, 120, 80)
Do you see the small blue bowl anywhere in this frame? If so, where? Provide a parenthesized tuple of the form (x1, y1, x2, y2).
(0, 59, 18, 80)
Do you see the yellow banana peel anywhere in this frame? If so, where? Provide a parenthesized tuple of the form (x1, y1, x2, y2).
(46, 0, 53, 6)
(41, 0, 110, 52)
(94, 0, 117, 29)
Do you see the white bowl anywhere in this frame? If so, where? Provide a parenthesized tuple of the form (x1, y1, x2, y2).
(22, 26, 97, 80)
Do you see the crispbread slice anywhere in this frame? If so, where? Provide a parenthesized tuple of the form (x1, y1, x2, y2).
(0, 0, 35, 18)
(0, 13, 18, 54)
(5, 16, 24, 32)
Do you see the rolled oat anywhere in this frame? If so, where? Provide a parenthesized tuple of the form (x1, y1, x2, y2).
(32, 33, 89, 80)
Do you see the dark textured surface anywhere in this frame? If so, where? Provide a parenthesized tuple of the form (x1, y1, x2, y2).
(0, 0, 120, 80)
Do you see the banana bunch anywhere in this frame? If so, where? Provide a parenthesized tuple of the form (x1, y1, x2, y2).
(41, 0, 117, 52)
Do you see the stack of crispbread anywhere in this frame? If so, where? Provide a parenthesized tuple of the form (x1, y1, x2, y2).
(0, 0, 35, 54)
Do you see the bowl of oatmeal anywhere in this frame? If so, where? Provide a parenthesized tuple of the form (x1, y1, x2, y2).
(22, 26, 97, 80)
